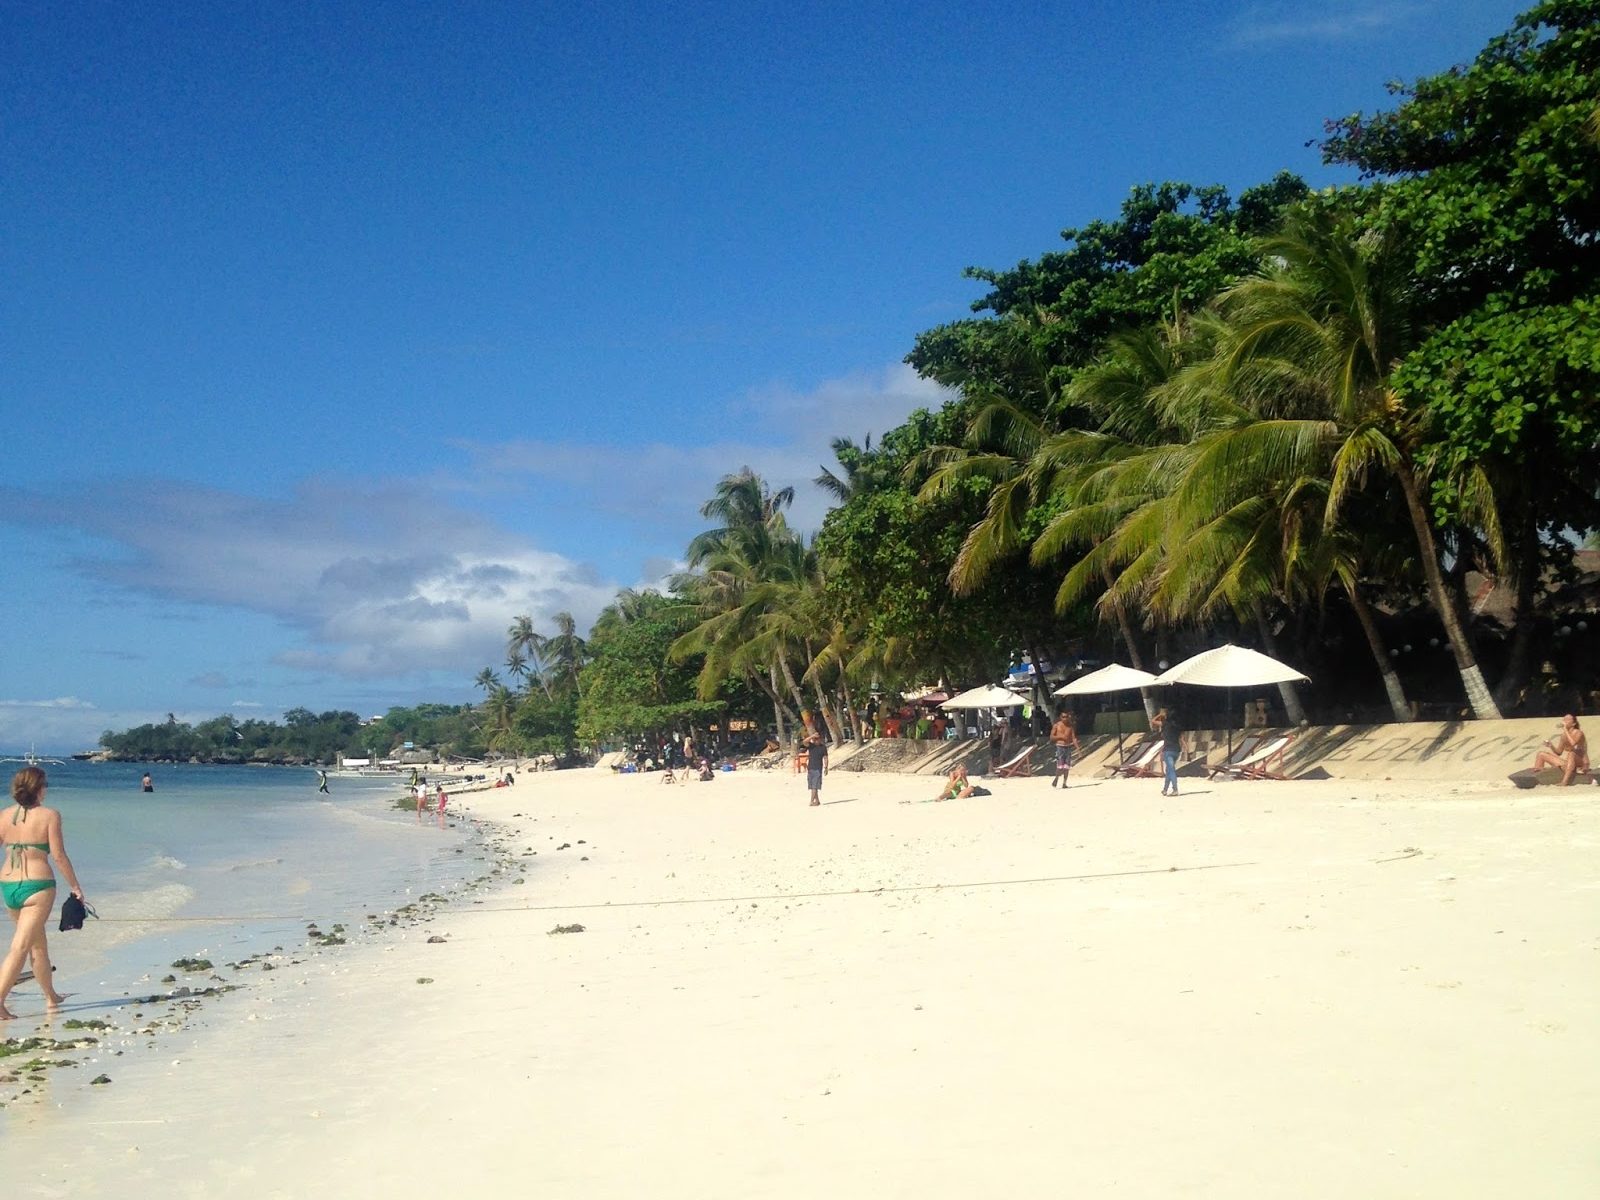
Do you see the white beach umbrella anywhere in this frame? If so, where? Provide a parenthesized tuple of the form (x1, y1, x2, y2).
(940, 684, 1027, 710)
(1151, 644, 1309, 688)
(1151, 644, 1310, 756)
(1054, 663, 1158, 764)
(1053, 663, 1157, 696)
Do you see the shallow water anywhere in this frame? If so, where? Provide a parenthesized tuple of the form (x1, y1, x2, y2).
(2, 761, 492, 1009)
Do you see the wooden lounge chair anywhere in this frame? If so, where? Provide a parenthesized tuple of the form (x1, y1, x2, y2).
(1207, 734, 1265, 780)
(1217, 732, 1295, 780)
(1108, 739, 1162, 778)
(991, 745, 1038, 778)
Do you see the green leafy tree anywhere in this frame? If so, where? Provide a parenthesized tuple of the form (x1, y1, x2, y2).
(578, 590, 728, 740)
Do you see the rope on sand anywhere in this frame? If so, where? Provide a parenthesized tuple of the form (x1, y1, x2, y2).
(77, 860, 1261, 924)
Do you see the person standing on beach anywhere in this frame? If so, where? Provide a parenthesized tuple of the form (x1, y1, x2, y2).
(0, 767, 85, 1019)
(316, 769, 330, 794)
(1050, 710, 1080, 788)
(804, 730, 828, 807)
(1154, 709, 1186, 796)
(141, 772, 153, 792)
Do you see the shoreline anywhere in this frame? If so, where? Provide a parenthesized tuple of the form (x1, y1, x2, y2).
(0, 782, 516, 1113)
(10, 766, 1597, 1197)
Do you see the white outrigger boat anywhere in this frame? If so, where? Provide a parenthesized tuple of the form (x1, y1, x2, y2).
(0, 745, 66, 766)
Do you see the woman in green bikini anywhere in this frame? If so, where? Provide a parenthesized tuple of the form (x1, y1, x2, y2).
(0, 767, 85, 1019)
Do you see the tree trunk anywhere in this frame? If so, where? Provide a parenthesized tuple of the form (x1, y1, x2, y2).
(1112, 603, 1158, 721)
(1255, 609, 1308, 725)
(1492, 506, 1542, 712)
(759, 665, 793, 742)
(1344, 579, 1411, 722)
(811, 672, 842, 743)
(777, 655, 815, 735)
(1396, 463, 1503, 719)
(839, 674, 864, 741)
(1027, 644, 1057, 720)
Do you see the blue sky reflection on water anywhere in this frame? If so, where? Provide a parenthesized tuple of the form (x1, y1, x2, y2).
(0, 1, 1522, 748)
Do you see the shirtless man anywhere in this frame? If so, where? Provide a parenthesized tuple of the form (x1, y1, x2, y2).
(1531, 714, 1589, 785)
(1049, 710, 1080, 789)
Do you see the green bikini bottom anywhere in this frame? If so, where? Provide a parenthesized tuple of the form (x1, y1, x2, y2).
(1, 878, 55, 910)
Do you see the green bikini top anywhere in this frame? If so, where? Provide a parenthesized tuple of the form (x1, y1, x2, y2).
(6, 806, 48, 868)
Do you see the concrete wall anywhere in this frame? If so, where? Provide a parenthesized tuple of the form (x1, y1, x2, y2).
(1058, 717, 1574, 783)
(805, 716, 1580, 784)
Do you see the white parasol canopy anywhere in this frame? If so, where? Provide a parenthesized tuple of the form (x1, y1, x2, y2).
(1053, 663, 1158, 696)
(1151, 644, 1309, 688)
(940, 684, 1027, 710)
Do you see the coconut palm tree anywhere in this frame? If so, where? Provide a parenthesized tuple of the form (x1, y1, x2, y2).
(482, 685, 519, 754)
(814, 434, 878, 503)
(590, 589, 651, 641)
(672, 471, 841, 739)
(1188, 209, 1503, 717)
(543, 611, 588, 695)
(503, 648, 530, 690)
(473, 667, 501, 695)
(505, 615, 553, 699)
(686, 468, 796, 569)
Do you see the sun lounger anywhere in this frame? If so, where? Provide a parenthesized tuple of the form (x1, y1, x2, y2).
(991, 745, 1038, 778)
(1207, 734, 1265, 780)
(1108, 739, 1162, 778)
(1217, 732, 1296, 780)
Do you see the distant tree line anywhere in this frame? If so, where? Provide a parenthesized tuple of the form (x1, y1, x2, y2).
(99, 704, 486, 764)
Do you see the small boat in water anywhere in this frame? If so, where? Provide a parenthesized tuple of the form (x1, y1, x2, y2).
(0, 745, 67, 766)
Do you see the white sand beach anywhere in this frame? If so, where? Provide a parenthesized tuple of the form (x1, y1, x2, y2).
(10, 764, 1598, 1198)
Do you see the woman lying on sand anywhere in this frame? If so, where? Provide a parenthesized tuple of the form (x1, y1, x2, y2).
(0, 767, 85, 1019)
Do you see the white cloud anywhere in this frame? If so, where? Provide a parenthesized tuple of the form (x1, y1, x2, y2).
(462, 362, 954, 535)
(0, 705, 217, 755)
(0, 697, 97, 710)
(0, 477, 624, 681)
(1228, 1, 1425, 45)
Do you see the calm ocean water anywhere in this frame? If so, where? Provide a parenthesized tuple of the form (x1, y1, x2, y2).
(2, 760, 492, 1006)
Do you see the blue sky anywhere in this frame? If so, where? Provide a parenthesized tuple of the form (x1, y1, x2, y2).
(1, 0, 1521, 749)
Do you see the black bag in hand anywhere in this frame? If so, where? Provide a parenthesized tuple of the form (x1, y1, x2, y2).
(59, 894, 95, 932)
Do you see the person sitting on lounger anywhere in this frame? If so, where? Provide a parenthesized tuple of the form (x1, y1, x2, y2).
(1531, 714, 1588, 785)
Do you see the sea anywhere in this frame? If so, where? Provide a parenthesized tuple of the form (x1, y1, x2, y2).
(1, 760, 494, 1008)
